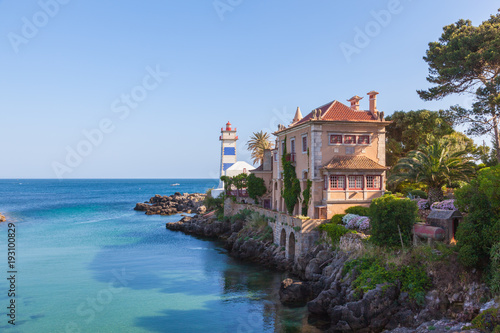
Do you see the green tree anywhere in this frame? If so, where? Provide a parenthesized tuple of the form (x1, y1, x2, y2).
(389, 139, 476, 203)
(220, 175, 233, 194)
(418, 10, 500, 163)
(455, 165, 500, 273)
(385, 110, 454, 167)
(369, 195, 418, 247)
(232, 173, 248, 198)
(246, 131, 273, 165)
(247, 173, 267, 203)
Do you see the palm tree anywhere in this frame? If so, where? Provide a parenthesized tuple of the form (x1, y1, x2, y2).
(389, 139, 476, 203)
(246, 131, 273, 165)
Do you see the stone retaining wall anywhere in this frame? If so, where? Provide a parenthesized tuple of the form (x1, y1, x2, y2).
(224, 199, 326, 261)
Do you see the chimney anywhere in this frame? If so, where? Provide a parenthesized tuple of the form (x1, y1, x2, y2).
(347, 95, 363, 111)
(263, 149, 272, 171)
(367, 91, 379, 118)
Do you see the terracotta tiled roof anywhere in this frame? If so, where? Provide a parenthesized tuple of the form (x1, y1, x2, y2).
(293, 100, 376, 127)
(323, 156, 388, 170)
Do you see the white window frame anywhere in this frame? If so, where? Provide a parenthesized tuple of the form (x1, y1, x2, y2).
(301, 134, 308, 154)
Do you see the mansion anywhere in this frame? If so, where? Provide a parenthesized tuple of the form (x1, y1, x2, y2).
(251, 91, 390, 219)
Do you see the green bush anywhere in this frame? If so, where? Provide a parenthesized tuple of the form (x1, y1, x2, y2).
(331, 214, 345, 225)
(204, 189, 225, 217)
(455, 165, 500, 270)
(319, 223, 353, 245)
(246, 211, 267, 229)
(343, 255, 430, 304)
(369, 195, 418, 247)
(466, 307, 500, 332)
(230, 208, 253, 224)
(410, 189, 428, 199)
(345, 206, 370, 217)
(247, 173, 267, 203)
(490, 243, 500, 293)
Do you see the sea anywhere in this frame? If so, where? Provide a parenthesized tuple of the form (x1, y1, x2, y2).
(0, 179, 324, 333)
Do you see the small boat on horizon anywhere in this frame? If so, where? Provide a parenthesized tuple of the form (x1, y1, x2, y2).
(171, 183, 180, 186)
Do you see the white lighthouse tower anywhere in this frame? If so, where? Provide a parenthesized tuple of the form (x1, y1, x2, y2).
(219, 121, 238, 186)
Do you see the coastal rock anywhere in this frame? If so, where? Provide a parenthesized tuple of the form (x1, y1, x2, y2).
(164, 204, 494, 333)
(327, 283, 401, 331)
(135, 193, 206, 216)
(279, 278, 314, 306)
(0, 213, 5, 222)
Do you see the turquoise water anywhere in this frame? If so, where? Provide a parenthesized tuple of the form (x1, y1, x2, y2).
(0, 179, 322, 333)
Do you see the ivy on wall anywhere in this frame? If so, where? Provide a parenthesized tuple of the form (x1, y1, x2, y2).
(301, 148, 312, 216)
(281, 137, 301, 215)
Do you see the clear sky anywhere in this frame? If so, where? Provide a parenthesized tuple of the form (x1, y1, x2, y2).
(0, 0, 498, 179)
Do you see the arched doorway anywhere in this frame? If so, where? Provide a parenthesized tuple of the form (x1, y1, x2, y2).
(288, 232, 296, 261)
(280, 229, 286, 247)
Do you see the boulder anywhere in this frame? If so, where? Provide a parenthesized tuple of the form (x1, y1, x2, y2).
(279, 278, 313, 306)
(0, 214, 5, 222)
(134, 203, 149, 211)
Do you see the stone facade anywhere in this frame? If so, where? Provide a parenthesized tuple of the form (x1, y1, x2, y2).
(224, 200, 325, 261)
(264, 92, 390, 219)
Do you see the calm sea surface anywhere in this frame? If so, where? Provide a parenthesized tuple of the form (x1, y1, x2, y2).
(0, 179, 323, 333)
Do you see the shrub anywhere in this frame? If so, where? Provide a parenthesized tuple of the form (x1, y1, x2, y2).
(369, 195, 418, 247)
(455, 165, 500, 271)
(430, 199, 457, 211)
(343, 214, 370, 231)
(230, 208, 253, 224)
(416, 199, 430, 210)
(466, 307, 500, 332)
(204, 189, 225, 217)
(246, 211, 267, 229)
(410, 189, 428, 199)
(247, 173, 267, 203)
(319, 223, 354, 245)
(345, 206, 370, 217)
(490, 243, 500, 293)
(331, 214, 345, 225)
(342, 214, 359, 225)
(343, 255, 430, 304)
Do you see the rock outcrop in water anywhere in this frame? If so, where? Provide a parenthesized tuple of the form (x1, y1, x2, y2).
(166, 212, 494, 333)
(134, 192, 206, 216)
(0, 213, 5, 222)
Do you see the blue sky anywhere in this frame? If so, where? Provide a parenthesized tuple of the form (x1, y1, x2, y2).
(0, 0, 498, 179)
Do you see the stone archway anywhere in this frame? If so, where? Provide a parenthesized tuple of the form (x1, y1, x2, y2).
(280, 229, 286, 247)
(288, 232, 296, 261)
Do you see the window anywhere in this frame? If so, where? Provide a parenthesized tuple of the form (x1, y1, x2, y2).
(346, 147, 355, 155)
(348, 176, 363, 190)
(358, 135, 370, 144)
(302, 135, 307, 153)
(281, 141, 285, 155)
(273, 152, 278, 162)
(329, 175, 345, 190)
(366, 176, 381, 190)
(290, 138, 295, 153)
(324, 176, 328, 190)
(344, 135, 356, 144)
(330, 135, 342, 144)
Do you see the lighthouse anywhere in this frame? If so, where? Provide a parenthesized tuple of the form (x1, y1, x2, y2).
(219, 121, 238, 184)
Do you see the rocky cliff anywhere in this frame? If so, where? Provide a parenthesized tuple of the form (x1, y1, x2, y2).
(166, 213, 497, 333)
(0, 213, 5, 222)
